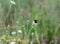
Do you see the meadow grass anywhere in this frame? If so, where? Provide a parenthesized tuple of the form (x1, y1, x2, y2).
(0, 0, 60, 44)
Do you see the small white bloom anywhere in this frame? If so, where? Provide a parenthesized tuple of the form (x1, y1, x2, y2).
(10, 42, 16, 44)
(10, 0, 16, 5)
(30, 41, 33, 44)
(18, 30, 22, 33)
(7, 25, 10, 28)
(27, 20, 29, 23)
(16, 21, 19, 25)
(32, 21, 35, 25)
(32, 32, 34, 35)
(11, 31, 16, 35)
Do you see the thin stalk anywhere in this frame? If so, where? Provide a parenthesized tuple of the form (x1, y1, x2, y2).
(35, 25, 40, 44)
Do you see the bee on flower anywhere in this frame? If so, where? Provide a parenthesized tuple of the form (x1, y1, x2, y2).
(32, 20, 38, 27)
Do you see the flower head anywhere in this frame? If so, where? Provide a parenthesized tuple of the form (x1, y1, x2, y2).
(18, 30, 22, 33)
(10, 0, 16, 5)
(18, 38, 22, 42)
(32, 32, 34, 36)
(11, 31, 16, 35)
(16, 21, 19, 25)
(10, 42, 16, 44)
(7, 24, 10, 28)
(13, 38, 16, 42)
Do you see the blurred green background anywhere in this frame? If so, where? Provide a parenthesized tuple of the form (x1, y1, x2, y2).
(0, 0, 60, 44)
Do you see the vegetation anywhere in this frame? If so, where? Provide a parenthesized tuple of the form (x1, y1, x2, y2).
(0, 0, 60, 44)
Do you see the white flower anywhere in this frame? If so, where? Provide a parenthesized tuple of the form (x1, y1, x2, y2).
(7, 25, 10, 28)
(16, 21, 19, 25)
(11, 32, 16, 35)
(27, 20, 29, 23)
(32, 32, 34, 35)
(18, 30, 22, 33)
(30, 41, 34, 44)
(32, 21, 35, 25)
(10, 42, 16, 44)
(10, 0, 16, 5)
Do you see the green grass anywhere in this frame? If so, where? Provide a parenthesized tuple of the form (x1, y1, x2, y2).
(0, 0, 60, 44)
